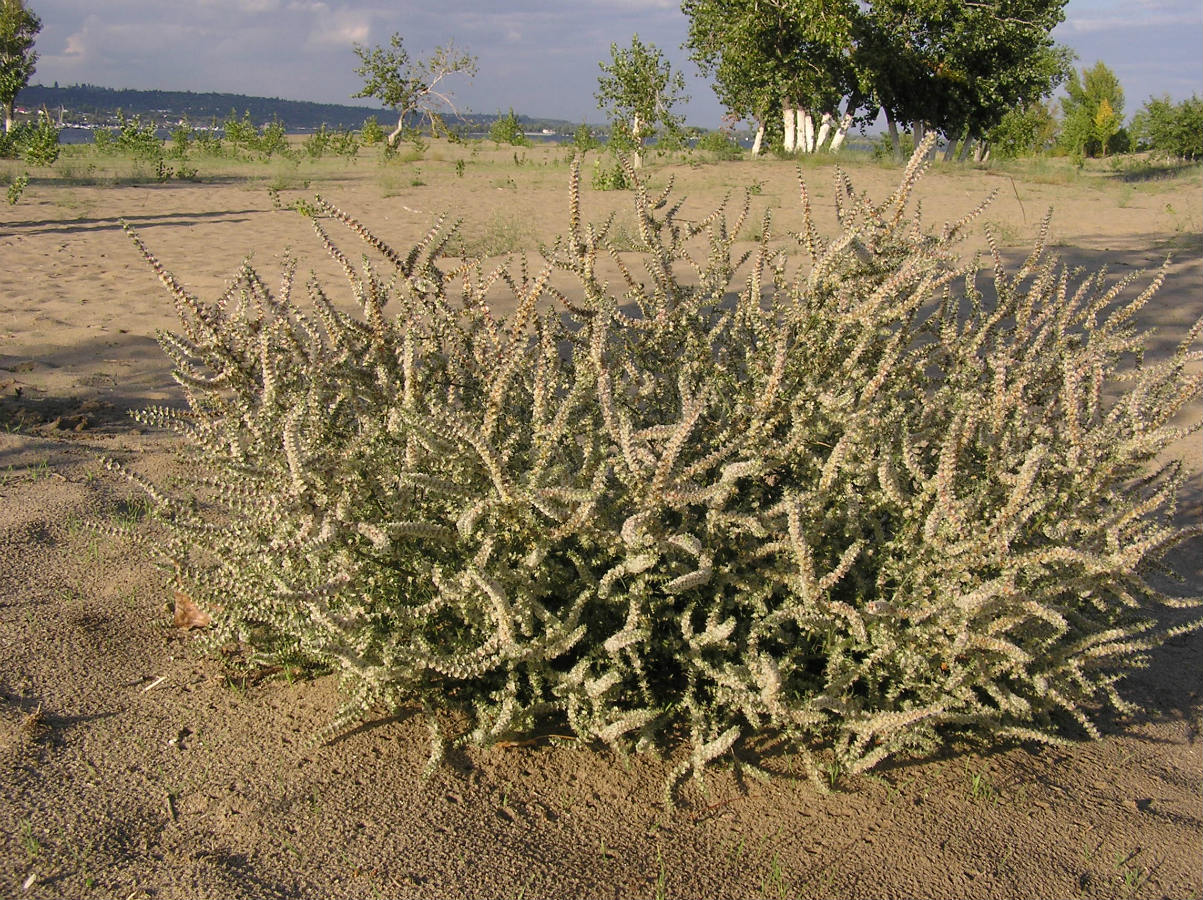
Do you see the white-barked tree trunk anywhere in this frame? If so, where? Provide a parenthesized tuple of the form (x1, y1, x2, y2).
(828, 111, 852, 151)
(800, 110, 815, 152)
(751, 123, 764, 156)
(814, 112, 832, 151)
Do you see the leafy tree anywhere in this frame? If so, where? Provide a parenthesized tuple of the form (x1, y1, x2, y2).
(1059, 61, 1125, 159)
(1093, 98, 1119, 157)
(684, 0, 1067, 159)
(572, 122, 600, 154)
(684, 0, 783, 154)
(595, 34, 687, 167)
(684, 0, 863, 155)
(352, 34, 477, 147)
(0, 0, 40, 133)
(859, 0, 1070, 159)
(1130, 94, 1203, 161)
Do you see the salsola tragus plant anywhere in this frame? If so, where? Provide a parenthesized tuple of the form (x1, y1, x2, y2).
(116, 141, 1202, 800)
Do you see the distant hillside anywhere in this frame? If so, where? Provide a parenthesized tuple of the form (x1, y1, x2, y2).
(16, 83, 584, 135)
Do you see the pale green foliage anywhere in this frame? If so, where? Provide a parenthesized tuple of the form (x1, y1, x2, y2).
(0, 114, 58, 164)
(694, 129, 744, 161)
(591, 156, 630, 191)
(572, 123, 600, 155)
(596, 34, 687, 164)
(5, 169, 26, 203)
(119, 141, 1202, 800)
(95, 114, 162, 161)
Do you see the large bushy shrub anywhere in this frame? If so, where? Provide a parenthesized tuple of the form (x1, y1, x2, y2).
(986, 101, 1058, 159)
(118, 144, 1202, 800)
(1131, 95, 1203, 162)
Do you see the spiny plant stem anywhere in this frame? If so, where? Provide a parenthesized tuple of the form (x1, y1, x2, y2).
(119, 141, 1202, 804)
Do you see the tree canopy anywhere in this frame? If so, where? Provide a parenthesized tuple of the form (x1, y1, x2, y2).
(682, 0, 1071, 158)
(684, 0, 863, 153)
(862, 0, 1070, 153)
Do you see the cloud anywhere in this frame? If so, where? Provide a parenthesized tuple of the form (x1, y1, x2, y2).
(1061, 0, 1202, 32)
(604, 0, 677, 8)
(197, 0, 284, 11)
(1065, 11, 1201, 32)
(306, 12, 373, 48)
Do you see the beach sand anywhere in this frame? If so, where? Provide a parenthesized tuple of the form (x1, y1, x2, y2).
(1, 144, 1199, 898)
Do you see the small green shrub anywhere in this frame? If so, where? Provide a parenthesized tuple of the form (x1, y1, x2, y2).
(6, 172, 28, 205)
(303, 125, 357, 160)
(303, 126, 331, 159)
(489, 108, 530, 147)
(328, 127, 361, 159)
(154, 160, 199, 182)
(592, 156, 630, 190)
(19, 120, 61, 166)
(168, 124, 192, 160)
(573, 123, 600, 155)
(694, 130, 743, 161)
(222, 110, 259, 151)
(192, 127, 224, 156)
(115, 115, 163, 161)
(257, 118, 291, 158)
(119, 144, 1202, 802)
(91, 128, 115, 154)
(360, 116, 387, 146)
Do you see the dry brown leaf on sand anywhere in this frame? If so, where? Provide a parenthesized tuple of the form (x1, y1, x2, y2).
(173, 590, 212, 629)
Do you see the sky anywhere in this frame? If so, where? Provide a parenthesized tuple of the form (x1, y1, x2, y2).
(25, 0, 1203, 129)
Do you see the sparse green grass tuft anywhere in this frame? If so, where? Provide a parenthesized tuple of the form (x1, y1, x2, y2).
(456, 211, 534, 257)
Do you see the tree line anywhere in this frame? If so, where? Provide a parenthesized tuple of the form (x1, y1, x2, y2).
(3, 0, 1200, 164)
(348, 4, 1200, 165)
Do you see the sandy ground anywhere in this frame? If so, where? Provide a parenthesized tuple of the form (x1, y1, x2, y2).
(0, 144, 1200, 899)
